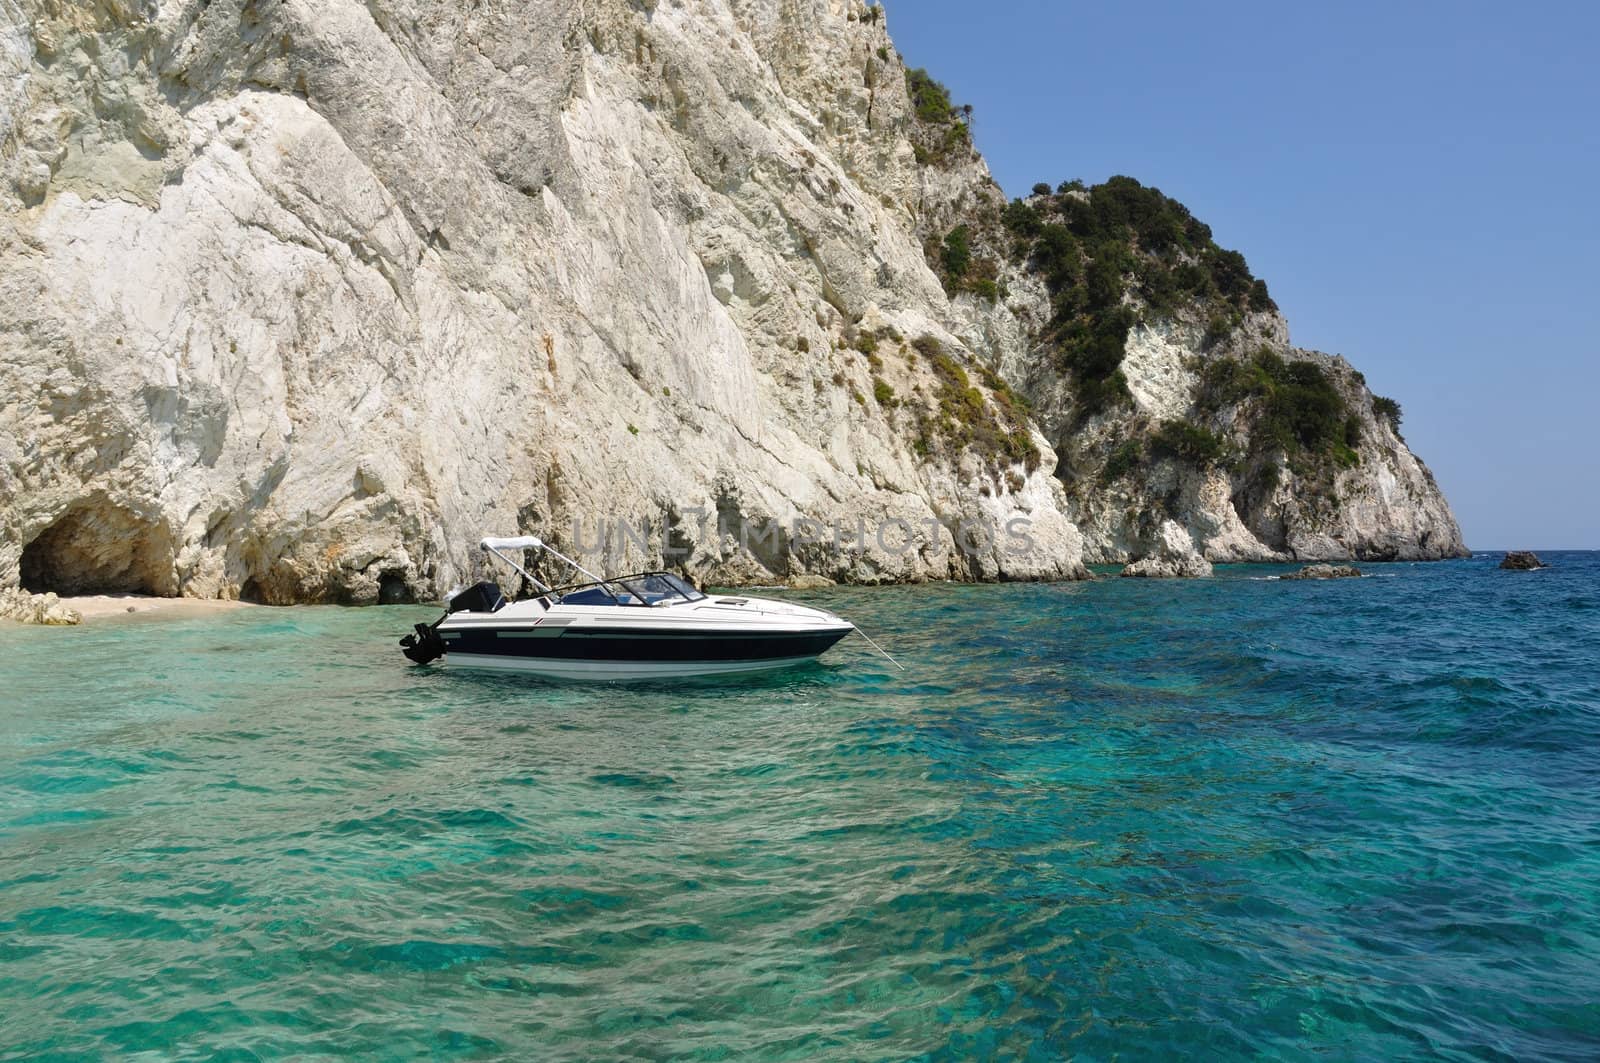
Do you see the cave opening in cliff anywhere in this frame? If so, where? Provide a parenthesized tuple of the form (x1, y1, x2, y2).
(377, 571, 414, 605)
(19, 500, 178, 597)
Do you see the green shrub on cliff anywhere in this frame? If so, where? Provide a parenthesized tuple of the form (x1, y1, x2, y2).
(1101, 438, 1144, 482)
(1057, 307, 1134, 380)
(1055, 307, 1135, 414)
(904, 68, 970, 165)
(935, 225, 1001, 299)
(1271, 361, 1346, 453)
(1372, 395, 1403, 433)
(1002, 199, 1043, 238)
(913, 336, 1041, 473)
(941, 225, 971, 280)
(1032, 223, 1080, 291)
(1198, 347, 1279, 407)
(906, 68, 955, 123)
(1249, 279, 1274, 312)
(1197, 347, 1356, 466)
(992, 175, 1280, 420)
(1152, 420, 1229, 466)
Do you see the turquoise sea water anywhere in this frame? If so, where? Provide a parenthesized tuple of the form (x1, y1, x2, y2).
(3, 553, 1599, 1060)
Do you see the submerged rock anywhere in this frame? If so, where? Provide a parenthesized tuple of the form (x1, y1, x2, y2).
(1283, 564, 1363, 580)
(1499, 551, 1545, 570)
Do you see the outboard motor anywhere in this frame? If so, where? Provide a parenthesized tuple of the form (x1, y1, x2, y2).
(399, 581, 507, 665)
(399, 622, 445, 665)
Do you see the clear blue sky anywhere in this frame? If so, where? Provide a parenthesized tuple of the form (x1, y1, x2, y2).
(886, 0, 1599, 549)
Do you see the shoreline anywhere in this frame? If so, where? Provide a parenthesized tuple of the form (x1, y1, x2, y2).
(69, 594, 258, 622)
(3, 593, 260, 625)
(0, 553, 1517, 628)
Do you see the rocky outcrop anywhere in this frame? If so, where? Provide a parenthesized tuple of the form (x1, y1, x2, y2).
(0, 1, 1457, 612)
(1499, 551, 1544, 571)
(1055, 338, 1467, 566)
(1118, 520, 1212, 579)
(1120, 554, 1212, 579)
(937, 182, 1469, 569)
(0, 588, 80, 625)
(1282, 564, 1362, 580)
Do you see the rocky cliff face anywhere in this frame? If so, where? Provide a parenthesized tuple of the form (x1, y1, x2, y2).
(1049, 326, 1467, 564)
(0, 0, 1084, 608)
(0, 0, 1460, 613)
(934, 179, 1468, 566)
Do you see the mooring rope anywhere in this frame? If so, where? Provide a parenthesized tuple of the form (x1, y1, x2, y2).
(851, 624, 906, 672)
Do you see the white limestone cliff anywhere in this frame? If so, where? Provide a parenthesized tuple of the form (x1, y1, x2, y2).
(0, 0, 1462, 620)
(0, 0, 1085, 613)
(1015, 312, 1468, 564)
(951, 187, 1468, 566)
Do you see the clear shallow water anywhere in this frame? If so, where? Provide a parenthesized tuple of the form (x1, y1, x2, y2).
(3, 554, 1599, 1061)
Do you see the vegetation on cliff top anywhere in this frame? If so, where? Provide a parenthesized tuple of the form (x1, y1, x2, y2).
(901, 78, 1366, 493)
(1371, 394, 1404, 436)
(1001, 176, 1276, 416)
(892, 73, 1446, 550)
(904, 68, 972, 165)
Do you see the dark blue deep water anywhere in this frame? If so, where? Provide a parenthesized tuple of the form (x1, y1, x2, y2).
(3, 553, 1599, 1060)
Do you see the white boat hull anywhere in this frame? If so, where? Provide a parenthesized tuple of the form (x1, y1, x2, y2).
(433, 598, 852, 681)
(440, 653, 827, 681)
(400, 560, 856, 681)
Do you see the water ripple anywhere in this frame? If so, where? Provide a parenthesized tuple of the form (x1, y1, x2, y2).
(2, 554, 1599, 1059)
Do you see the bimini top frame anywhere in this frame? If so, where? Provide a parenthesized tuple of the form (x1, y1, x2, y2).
(479, 535, 609, 599)
(477, 537, 706, 607)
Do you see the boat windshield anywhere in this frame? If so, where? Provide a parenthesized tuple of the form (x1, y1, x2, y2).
(552, 571, 708, 607)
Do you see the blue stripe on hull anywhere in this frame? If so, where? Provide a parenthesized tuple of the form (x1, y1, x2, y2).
(442, 626, 851, 664)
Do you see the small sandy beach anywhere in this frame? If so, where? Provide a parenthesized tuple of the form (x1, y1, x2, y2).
(65, 594, 259, 622)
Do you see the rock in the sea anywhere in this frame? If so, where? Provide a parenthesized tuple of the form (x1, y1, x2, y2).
(1499, 551, 1544, 570)
(1121, 555, 1213, 579)
(0, 589, 82, 626)
(1282, 564, 1362, 580)
(1119, 521, 1213, 579)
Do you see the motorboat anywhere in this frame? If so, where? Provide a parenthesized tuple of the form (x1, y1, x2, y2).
(399, 536, 869, 680)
